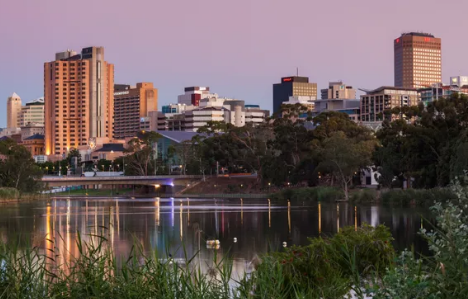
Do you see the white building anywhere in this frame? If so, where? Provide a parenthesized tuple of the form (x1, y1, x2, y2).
(450, 76, 468, 87)
(177, 86, 212, 106)
(19, 97, 44, 126)
(245, 105, 270, 124)
(184, 106, 226, 132)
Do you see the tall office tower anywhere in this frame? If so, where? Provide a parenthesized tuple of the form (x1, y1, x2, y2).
(273, 76, 317, 114)
(113, 82, 158, 138)
(7, 92, 22, 129)
(321, 81, 356, 99)
(394, 32, 442, 88)
(44, 47, 114, 155)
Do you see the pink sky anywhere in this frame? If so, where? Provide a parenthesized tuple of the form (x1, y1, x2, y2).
(1, 0, 468, 127)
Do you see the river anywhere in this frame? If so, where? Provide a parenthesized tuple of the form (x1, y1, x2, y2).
(0, 197, 433, 276)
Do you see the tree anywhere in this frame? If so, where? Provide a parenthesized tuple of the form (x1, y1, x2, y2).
(374, 93, 468, 188)
(315, 132, 376, 201)
(0, 139, 43, 193)
(124, 131, 162, 176)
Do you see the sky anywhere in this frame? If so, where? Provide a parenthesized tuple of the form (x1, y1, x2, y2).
(1, 0, 468, 127)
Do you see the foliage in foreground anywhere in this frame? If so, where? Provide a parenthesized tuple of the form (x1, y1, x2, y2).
(369, 184, 468, 298)
(253, 224, 394, 298)
(0, 224, 393, 298)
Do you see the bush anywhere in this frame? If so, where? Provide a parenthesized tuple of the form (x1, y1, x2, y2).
(254, 224, 394, 298)
(381, 188, 456, 206)
(350, 189, 378, 204)
(271, 186, 344, 203)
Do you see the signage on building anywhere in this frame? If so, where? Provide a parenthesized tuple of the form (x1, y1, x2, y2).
(283, 77, 293, 82)
(114, 91, 129, 96)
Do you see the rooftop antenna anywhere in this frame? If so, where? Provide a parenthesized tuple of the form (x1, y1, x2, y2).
(296, 67, 299, 76)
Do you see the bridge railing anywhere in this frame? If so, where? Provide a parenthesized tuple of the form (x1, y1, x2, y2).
(42, 175, 206, 181)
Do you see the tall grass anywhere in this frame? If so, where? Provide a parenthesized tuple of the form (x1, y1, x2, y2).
(0, 224, 394, 298)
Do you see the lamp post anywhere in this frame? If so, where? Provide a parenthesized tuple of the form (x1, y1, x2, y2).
(45, 166, 49, 175)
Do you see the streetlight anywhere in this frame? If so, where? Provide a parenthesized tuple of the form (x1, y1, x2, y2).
(116, 164, 120, 172)
(45, 166, 49, 175)
(155, 184, 160, 196)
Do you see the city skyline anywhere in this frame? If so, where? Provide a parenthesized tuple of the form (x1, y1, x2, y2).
(1, 0, 468, 127)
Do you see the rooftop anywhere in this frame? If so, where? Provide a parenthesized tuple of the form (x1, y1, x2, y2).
(94, 143, 125, 153)
(154, 131, 208, 143)
(400, 32, 435, 38)
(24, 134, 44, 141)
(360, 86, 418, 94)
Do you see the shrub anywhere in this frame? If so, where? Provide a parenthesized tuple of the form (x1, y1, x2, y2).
(370, 184, 468, 298)
(254, 224, 394, 298)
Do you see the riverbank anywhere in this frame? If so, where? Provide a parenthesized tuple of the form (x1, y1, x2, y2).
(271, 186, 458, 206)
(0, 187, 50, 202)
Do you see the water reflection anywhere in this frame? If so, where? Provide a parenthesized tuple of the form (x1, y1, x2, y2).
(0, 198, 433, 276)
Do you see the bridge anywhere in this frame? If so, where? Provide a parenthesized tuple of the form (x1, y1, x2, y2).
(42, 175, 205, 188)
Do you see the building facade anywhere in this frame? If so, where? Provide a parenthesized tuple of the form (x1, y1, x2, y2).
(22, 134, 45, 157)
(313, 99, 361, 122)
(19, 97, 44, 126)
(44, 47, 114, 156)
(273, 76, 317, 114)
(360, 86, 419, 122)
(321, 81, 356, 99)
(7, 92, 22, 129)
(177, 86, 211, 106)
(20, 123, 45, 140)
(113, 82, 158, 139)
(418, 83, 468, 104)
(245, 105, 270, 124)
(394, 32, 442, 88)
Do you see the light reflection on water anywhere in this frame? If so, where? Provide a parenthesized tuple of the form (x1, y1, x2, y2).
(0, 197, 433, 277)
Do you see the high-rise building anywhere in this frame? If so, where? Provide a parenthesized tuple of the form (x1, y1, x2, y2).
(321, 81, 356, 99)
(44, 47, 114, 156)
(360, 86, 419, 122)
(394, 32, 442, 88)
(273, 76, 317, 114)
(19, 97, 45, 127)
(113, 82, 158, 139)
(7, 92, 22, 129)
(178, 87, 211, 106)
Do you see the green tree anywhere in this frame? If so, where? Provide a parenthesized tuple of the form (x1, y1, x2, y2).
(0, 139, 43, 193)
(125, 131, 162, 176)
(314, 132, 376, 201)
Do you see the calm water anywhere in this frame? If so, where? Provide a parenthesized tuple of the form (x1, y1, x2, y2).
(0, 197, 433, 275)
